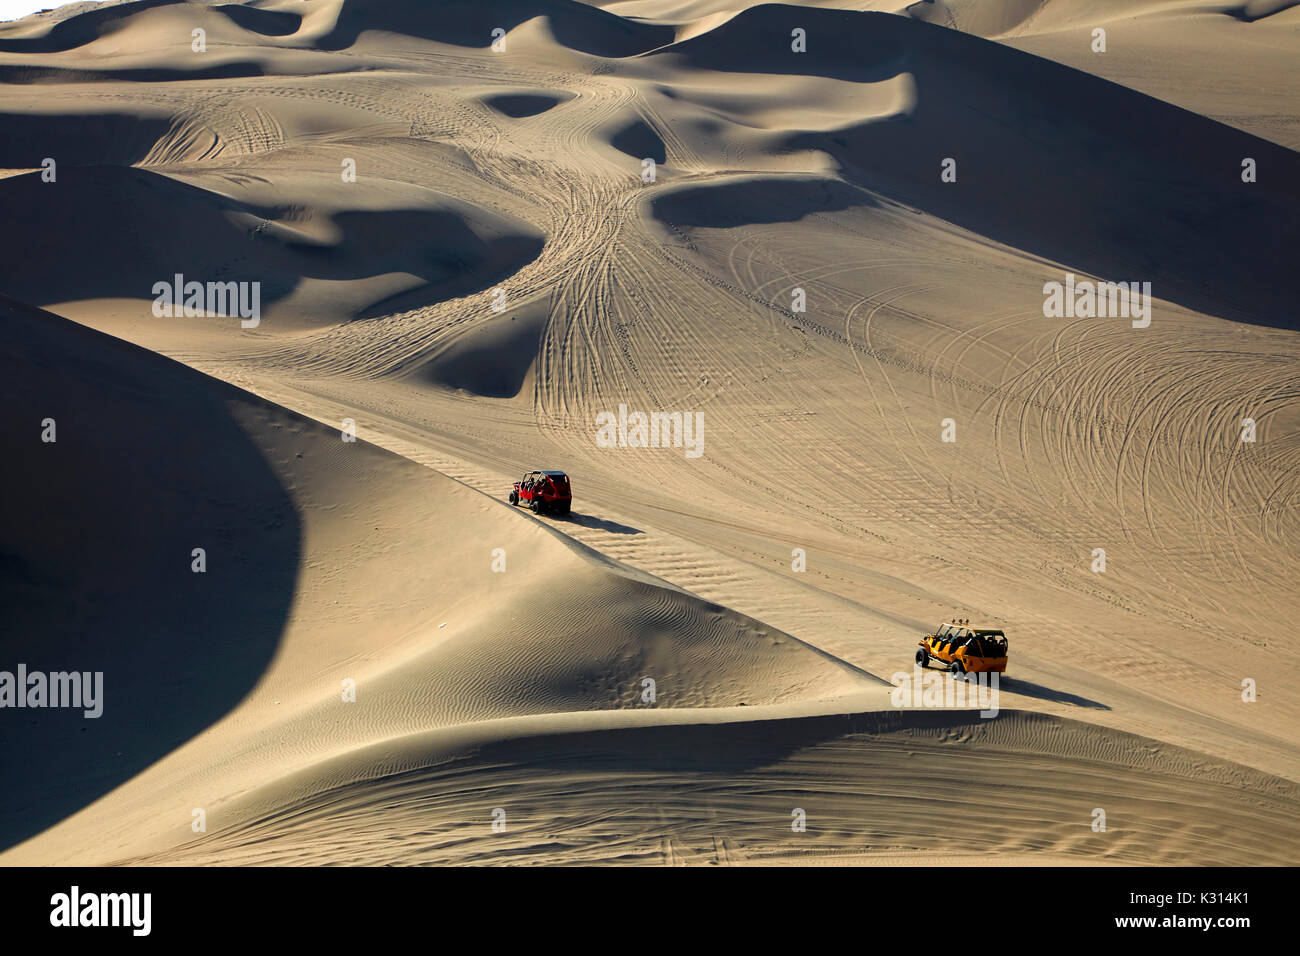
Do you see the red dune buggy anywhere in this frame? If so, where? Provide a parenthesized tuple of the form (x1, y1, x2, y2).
(509, 470, 572, 516)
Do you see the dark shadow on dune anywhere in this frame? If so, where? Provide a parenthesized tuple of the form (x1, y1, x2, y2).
(484, 93, 567, 118)
(660, 7, 1300, 331)
(303, 208, 546, 311)
(414, 305, 546, 397)
(0, 166, 544, 318)
(653, 175, 872, 227)
(351, 221, 546, 321)
(0, 111, 170, 167)
(610, 118, 666, 165)
(0, 296, 300, 851)
(475, 709, 1013, 773)
(559, 512, 644, 535)
(998, 677, 1109, 710)
(316, 0, 673, 56)
(215, 3, 302, 36)
(1226, 0, 1300, 22)
(0, 60, 279, 84)
(336, 710, 1145, 797)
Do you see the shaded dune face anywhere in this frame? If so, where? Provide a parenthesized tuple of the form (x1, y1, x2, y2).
(651, 176, 873, 227)
(0, 111, 172, 167)
(414, 301, 548, 399)
(0, 0, 305, 53)
(315, 0, 675, 54)
(214, 3, 304, 37)
(0, 60, 281, 84)
(0, 166, 545, 323)
(1230, 0, 1300, 20)
(0, 297, 301, 852)
(609, 117, 667, 165)
(657, 8, 1300, 331)
(483, 92, 570, 118)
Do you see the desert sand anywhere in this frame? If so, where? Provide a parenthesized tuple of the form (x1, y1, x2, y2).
(1, 0, 1298, 865)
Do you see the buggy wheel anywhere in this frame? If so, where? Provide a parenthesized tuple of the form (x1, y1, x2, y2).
(952, 660, 965, 675)
(530, 498, 541, 514)
(556, 501, 571, 516)
(509, 491, 518, 505)
(915, 649, 928, 668)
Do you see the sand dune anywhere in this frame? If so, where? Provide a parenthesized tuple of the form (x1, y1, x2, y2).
(906, 0, 1300, 148)
(653, 7, 1300, 329)
(1, 295, 875, 862)
(1, 0, 1297, 865)
(106, 710, 1300, 866)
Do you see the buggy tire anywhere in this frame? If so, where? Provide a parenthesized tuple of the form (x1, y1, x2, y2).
(952, 660, 965, 675)
(915, 649, 928, 668)
(530, 499, 541, 514)
(509, 491, 518, 505)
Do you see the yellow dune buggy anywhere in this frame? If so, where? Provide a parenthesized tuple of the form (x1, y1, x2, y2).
(916, 623, 1008, 674)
